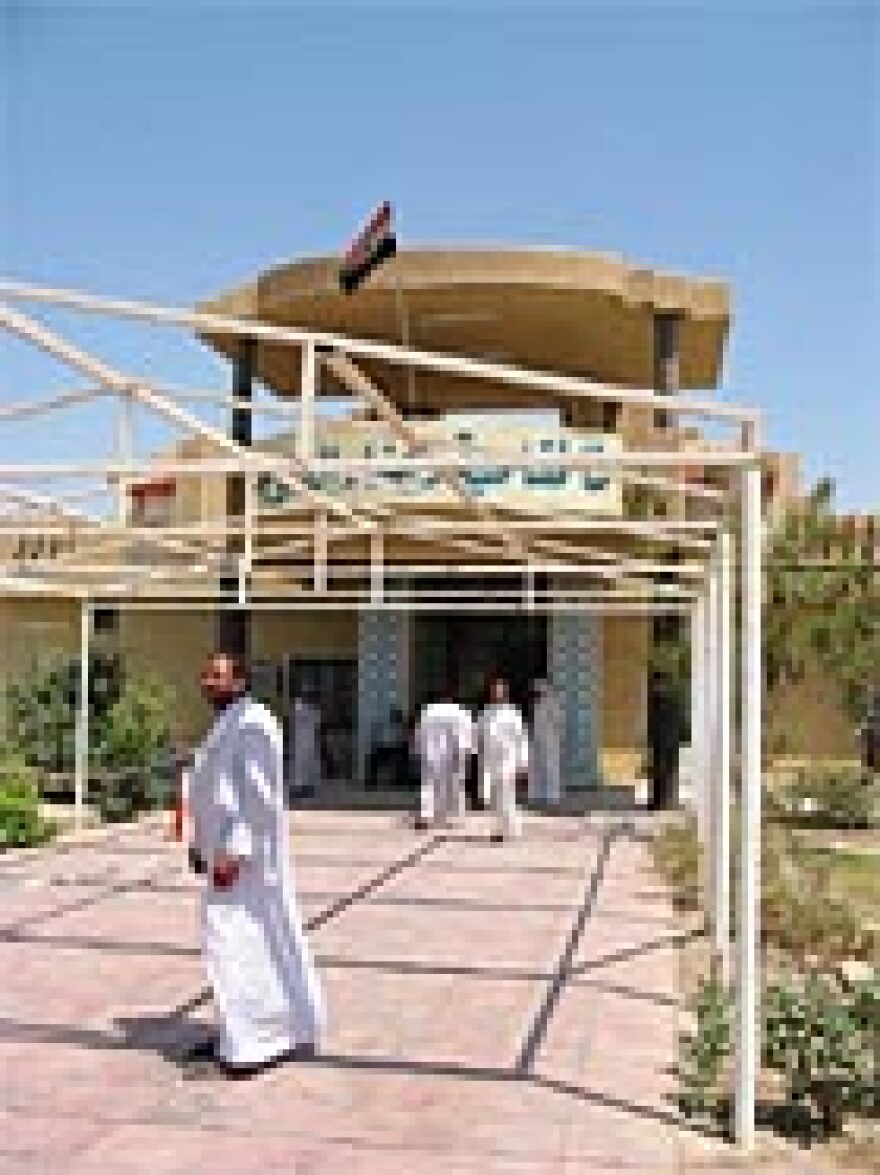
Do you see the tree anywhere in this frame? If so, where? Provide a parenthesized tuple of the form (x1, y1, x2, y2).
(763, 478, 878, 749)
(650, 478, 877, 758)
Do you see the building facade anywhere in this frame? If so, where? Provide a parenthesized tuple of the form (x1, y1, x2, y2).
(14, 247, 865, 787)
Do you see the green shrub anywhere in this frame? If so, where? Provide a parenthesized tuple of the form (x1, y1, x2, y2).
(763, 967, 879, 1142)
(6, 652, 122, 776)
(676, 964, 733, 1125)
(847, 968, 880, 1118)
(0, 748, 55, 850)
(94, 675, 176, 823)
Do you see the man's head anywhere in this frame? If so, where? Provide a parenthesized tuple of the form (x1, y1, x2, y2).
(488, 676, 508, 704)
(200, 652, 248, 709)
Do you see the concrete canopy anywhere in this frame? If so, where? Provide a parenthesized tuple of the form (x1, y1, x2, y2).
(199, 248, 731, 412)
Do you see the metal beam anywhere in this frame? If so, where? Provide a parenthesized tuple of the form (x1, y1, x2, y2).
(0, 302, 376, 531)
(0, 280, 760, 424)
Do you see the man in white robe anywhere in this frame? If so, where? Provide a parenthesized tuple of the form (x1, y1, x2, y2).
(414, 691, 473, 830)
(289, 693, 321, 798)
(528, 678, 564, 806)
(187, 653, 325, 1077)
(478, 676, 530, 842)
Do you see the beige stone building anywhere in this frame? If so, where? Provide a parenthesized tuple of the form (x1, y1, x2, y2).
(1, 246, 868, 783)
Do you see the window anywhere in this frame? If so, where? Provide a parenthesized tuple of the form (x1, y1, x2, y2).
(539, 437, 555, 453)
(558, 439, 570, 453)
(582, 475, 609, 492)
(319, 443, 340, 459)
(130, 477, 176, 526)
(93, 608, 118, 634)
(455, 430, 473, 444)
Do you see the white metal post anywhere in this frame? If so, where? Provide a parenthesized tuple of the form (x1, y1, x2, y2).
(74, 599, 91, 830)
(713, 531, 732, 979)
(298, 341, 316, 461)
(703, 566, 718, 926)
(736, 465, 762, 1150)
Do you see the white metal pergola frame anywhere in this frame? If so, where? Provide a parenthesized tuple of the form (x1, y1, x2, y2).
(0, 280, 762, 1148)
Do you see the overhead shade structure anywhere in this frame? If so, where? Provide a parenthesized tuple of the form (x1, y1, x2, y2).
(197, 248, 731, 415)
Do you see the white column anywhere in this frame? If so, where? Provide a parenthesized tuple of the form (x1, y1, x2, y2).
(523, 561, 536, 612)
(314, 511, 328, 593)
(370, 530, 384, 603)
(713, 531, 732, 979)
(703, 567, 718, 925)
(298, 341, 316, 461)
(74, 599, 91, 830)
(239, 473, 254, 606)
(736, 466, 762, 1150)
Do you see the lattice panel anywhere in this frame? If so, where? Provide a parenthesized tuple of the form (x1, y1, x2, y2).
(356, 609, 408, 781)
(549, 612, 603, 789)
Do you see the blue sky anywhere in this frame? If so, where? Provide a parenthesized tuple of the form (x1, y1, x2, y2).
(1, 1, 877, 510)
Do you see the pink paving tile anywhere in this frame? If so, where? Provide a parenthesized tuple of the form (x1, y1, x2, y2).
(0, 1109, 112, 1173)
(0, 810, 822, 1174)
(63, 1123, 335, 1175)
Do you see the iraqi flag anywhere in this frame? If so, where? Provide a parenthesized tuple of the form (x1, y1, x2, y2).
(339, 202, 397, 293)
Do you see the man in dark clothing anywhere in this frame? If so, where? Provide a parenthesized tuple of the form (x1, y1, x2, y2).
(365, 707, 409, 789)
(647, 671, 684, 811)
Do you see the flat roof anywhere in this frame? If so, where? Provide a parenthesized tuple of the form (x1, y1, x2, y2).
(199, 247, 731, 411)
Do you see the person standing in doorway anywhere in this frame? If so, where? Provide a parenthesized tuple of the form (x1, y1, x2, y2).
(528, 678, 564, 806)
(366, 706, 409, 789)
(289, 691, 321, 799)
(186, 653, 325, 1077)
(478, 676, 530, 842)
(647, 670, 684, 811)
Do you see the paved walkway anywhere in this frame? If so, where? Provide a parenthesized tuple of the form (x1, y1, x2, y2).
(0, 810, 829, 1173)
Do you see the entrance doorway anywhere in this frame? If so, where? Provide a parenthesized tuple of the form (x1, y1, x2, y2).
(411, 613, 547, 716)
(282, 656, 357, 782)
